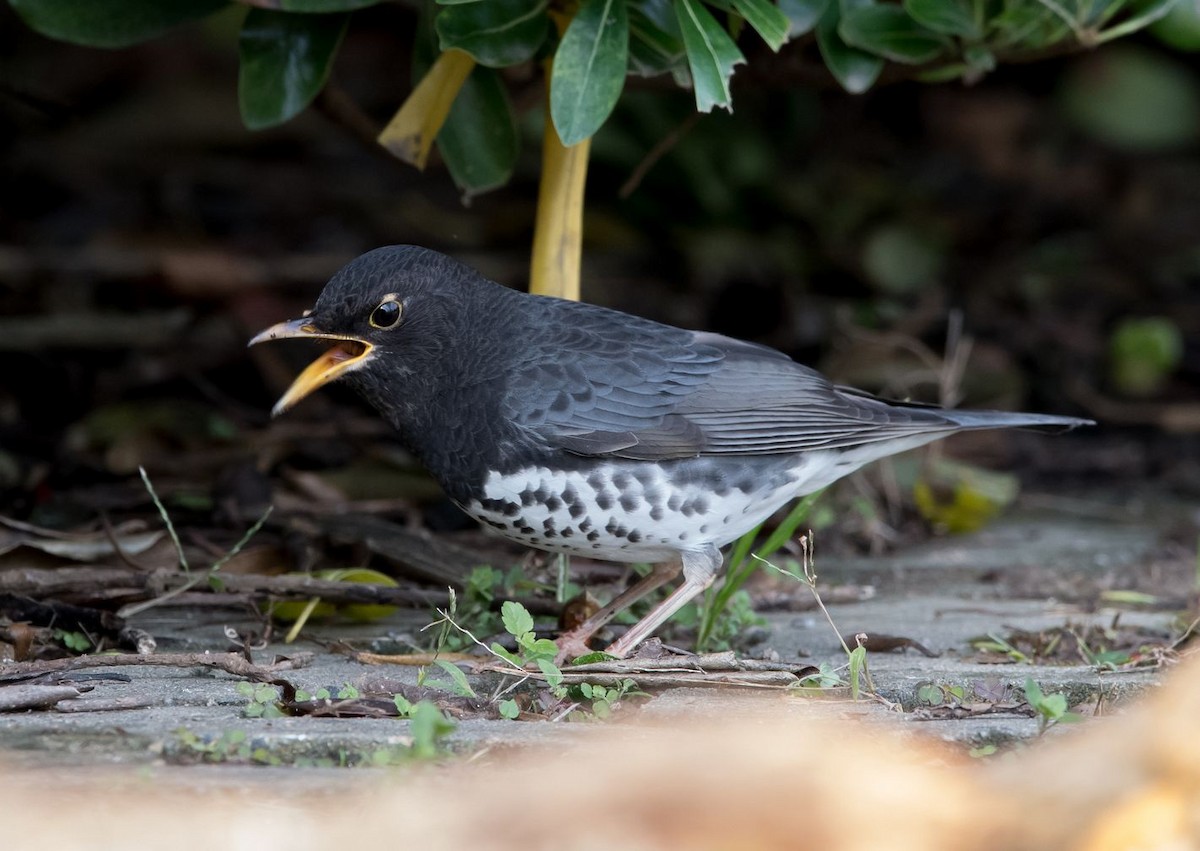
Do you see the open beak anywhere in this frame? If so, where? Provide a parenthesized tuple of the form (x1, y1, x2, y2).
(248, 318, 374, 416)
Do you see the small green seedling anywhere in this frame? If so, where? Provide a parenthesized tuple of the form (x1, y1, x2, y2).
(237, 681, 285, 719)
(1023, 678, 1083, 735)
(52, 629, 91, 653)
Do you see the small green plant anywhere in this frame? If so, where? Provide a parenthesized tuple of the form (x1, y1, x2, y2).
(237, 680, 285, 719)
(119, 466, 271, 618)
(52, 628, 91, 653)
(916, 682, 967, 706)
(971, 633, 1031, 663)
(174, 728, 280, 766)
(426, 598, 641, 721)
(796, 661, 842, 690)
(1023, 678, 1083, 735)
(294, 683, 362, 702)
(695, 489, 824, 652)
(569, 679, 640, 720)
(758, 532, 876, 700)
(388, 698, 458, 759)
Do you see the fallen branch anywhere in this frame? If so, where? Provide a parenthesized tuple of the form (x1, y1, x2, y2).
(0, 651, 314, 685)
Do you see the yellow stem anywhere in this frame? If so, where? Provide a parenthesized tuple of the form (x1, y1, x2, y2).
(530, 8, 588, 301)
(530, 114, 589, 301)
(377, 49, 476, 170)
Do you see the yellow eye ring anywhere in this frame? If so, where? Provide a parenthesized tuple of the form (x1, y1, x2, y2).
(370, 299, 402, 329)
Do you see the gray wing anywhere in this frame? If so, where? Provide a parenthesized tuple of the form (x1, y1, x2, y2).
(499, 302, 958, 461)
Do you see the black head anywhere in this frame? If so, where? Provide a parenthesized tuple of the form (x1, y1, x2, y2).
(249, 245, 502, 416)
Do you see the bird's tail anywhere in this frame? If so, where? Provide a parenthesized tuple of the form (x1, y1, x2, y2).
(940, 410, 1096, 433)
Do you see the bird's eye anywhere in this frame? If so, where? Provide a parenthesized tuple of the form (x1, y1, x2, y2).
(369, 299, 402, 329)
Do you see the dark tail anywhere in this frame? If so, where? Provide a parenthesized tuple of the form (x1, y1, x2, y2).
(940, 410, 1096, 433)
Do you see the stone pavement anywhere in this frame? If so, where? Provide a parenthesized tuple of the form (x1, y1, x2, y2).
(0, 491, 1192, 771)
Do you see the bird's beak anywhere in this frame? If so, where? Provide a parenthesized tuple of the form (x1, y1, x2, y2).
(248, 317, 374, 417)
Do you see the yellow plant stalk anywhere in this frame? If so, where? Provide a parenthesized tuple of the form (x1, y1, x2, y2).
(530, 8, 587, 301)
(377, 48, 476, 169)
(530, 117, 589, 301)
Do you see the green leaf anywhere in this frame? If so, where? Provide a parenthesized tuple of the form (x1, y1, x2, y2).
(990, 0, 1068, 49)
(408, 701, 455, 759)
(436, 0, 551, 67)
(779, 0, 832, 35)
(903, 0, 981, 37)
(498, 698, 520, 719)
(551, 0, 629, 146)
(393, 694, 413, 715)
(10, 0, 227, 48)
(438, 66, 519, 196)
(1099, 0, 1183, 43)
(238, 9, 348, 130)
(434, 659, 478, 697)
(489, 642, 524, 667)
(816, 0, 883, 92)
(675, 0, 746, 112)
(629, 0, 689, 81)
(847, 644, 866, 701)
(536, 658, 564, 687)
(839, 4, 946, 63)
(731, 0, 791, 48)
(501, 600, 535, 637)
(1023, 677, 1045, 705)
(522, 636, 561, 662)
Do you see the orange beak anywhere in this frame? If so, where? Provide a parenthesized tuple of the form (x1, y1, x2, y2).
(248, 318, 374, 416)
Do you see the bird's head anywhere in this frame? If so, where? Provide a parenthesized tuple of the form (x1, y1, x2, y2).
(249, 245, 487, 417)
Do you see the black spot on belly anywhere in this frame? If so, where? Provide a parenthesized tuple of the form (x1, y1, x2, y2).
(518, 525, 535, 535)
(545, 495, 563, 512)
(627, 530, 642, 543)
(618, 493, 639, 512)
(735, 478, 756, 494)
(579, 518, 593, 532)
(533, 486, 550, 503)
(561, 528, 574, 538)
(613, 471, 633, 490)
(596, 492, 614, 510)
(650, 506, 664, 521)
(587, 531, 600, 542)
(543, 518, 557, 533)
(569, 501, 586, 518)
(587, 471, 606, 492)
(520, 488, 537, 506)
(668, 493, 683, 511)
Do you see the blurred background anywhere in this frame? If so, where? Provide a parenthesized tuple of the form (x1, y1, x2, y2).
(1, 0, 1197, 555)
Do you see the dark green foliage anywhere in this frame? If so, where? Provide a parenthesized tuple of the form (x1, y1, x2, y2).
(8, 0, 1182, 191)
(238, 9, 349, 129)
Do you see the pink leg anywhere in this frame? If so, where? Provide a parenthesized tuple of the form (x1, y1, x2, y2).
(555, 560, 681, 663)
(606, 544, 724, 659)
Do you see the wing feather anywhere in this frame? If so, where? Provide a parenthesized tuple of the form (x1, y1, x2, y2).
(499, 301, 957, 460)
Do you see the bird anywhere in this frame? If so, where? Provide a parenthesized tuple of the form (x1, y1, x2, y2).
(249, 245, 1094, 660)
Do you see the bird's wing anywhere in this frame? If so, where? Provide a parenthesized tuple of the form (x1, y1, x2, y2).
(500, 306, 957, 461)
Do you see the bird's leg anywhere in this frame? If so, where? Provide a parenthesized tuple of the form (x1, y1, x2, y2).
(554, 559, 681, 663)
(605, 543, 723, 659)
